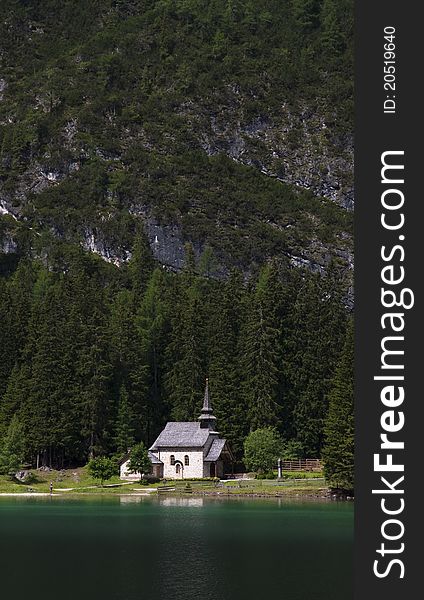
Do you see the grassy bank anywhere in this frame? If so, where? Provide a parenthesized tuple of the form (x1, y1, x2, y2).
(0, 467, 329, 498)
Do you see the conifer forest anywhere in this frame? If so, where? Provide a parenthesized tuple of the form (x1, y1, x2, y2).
(0, 0, 354, 487)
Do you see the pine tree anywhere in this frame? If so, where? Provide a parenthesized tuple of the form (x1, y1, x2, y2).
(18, 280, 79, 466)
(0, 364, 31, 443)
(78, 305, 113, 460)
(209, 269, 246, 459)
(182, 242, 196, 283)
(286, 269, 347, 456)
(322, 318, 354, 491)
(0, 259, 37, 399)
(0, 414, 26, 476)
(292, 0, 321, 31)
(165, 279, 206, 421)
(128, 228, 155, 298)
(198, 244, 218, 277)
(134, 268, 169, 442)
(321, 0, 345, 55)
(242, 265, 283, 431)
(243, 301, 280, 430)
(109, 289, 138, 384)
(0, 279, 14, 402)
(114, 385, 135, 455)
(108, 287, 143, 440)
(163, 245, 206, 421)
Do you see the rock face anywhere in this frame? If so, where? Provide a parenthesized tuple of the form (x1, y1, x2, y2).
(81, 227, 131, 267)
(0, 1, 354, 286)
(193, 102, 353, 210)
(0, 78, 7, 102)
(144, 218, 188, 272)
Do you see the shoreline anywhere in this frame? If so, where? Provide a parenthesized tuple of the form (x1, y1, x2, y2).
(0, 488, 353, 501)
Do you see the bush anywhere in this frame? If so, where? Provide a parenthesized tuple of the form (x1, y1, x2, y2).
(88, 456, 116, 486)
(143, 475, 160, 484)
(255, 471, 277, 480)
(244, 428, 283, 473)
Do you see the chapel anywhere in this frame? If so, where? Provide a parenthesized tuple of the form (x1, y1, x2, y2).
(120, 380, 233, 480)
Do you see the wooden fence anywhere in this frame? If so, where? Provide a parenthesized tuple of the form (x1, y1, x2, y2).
(278, 459, 322, 472)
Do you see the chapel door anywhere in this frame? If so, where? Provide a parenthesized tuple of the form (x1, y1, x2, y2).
(210, 463, 216, 477)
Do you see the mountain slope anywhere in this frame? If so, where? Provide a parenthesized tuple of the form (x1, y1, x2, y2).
(0, 0, 353, 275)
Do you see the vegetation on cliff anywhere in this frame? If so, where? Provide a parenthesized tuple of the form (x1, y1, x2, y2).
(1, 0, 353, 272)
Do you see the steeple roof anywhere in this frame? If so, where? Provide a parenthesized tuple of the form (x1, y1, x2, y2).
(202, 378, 212, 412)
(198, 378, 217, 429)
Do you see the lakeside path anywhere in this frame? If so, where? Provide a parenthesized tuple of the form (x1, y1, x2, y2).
(0, 492, 56, 496)
(1, 468, 340, 499)
(0, 484, 336, 500)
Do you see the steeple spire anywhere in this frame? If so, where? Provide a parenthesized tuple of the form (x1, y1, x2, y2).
(198, 378, 217, 429)
(203, 378, 211, 412)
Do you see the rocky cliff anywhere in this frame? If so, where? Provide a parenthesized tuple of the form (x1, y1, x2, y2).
(0, 0, 353, 280)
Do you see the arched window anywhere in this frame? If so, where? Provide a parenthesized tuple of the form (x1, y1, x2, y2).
(176, 464, 180, 474)
(184, 455, 189, 466)
(170, 455, 175, 465)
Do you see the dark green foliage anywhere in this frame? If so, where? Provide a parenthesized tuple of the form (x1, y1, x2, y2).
(0, 260, 37, 401)
(292, 0, 322, 31)
(88, 456, 117, 486)
(128, 230, 155, 298)
(322, 319, 354, 491)
(165, 275, 207, 422)
(134, 268, 169, 440)
(0, 415, 26, 477)
(209, 269, 246, 459)
(280, 440, 304, 460)
(242, 265, 282, 430)
(283, 268, 347, 456)
(78, 306, 114, 460)
(255, 471, 277, 480)
(0, 0, 353, 474)
(0, 247, 350, 469)
(323, 0, 352, 52)
(244, 427, 283, 473)
(0, 0, 353, 275)
(114, 385, 135, 455)
(321, 0, 346, 54)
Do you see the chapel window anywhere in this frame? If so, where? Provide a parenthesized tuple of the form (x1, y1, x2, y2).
(184, 455, 189, 466)
(170, 455, 175, 465)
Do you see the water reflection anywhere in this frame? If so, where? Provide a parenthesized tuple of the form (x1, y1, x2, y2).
(119, 494, 144, 504)
(159, 496, 204, 508)
(0, 497, 353, 600)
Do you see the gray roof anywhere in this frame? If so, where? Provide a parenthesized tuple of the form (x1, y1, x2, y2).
(119, 450, 163, 465)
(150, 422, 211, 449)
(202, 379, 211, 412)
(198, 379, 217, 427)
(148, 451, 163, 465)
(204, 438, 226, 462)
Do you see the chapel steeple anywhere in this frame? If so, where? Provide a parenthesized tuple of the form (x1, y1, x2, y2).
(198, 378, 217, 430)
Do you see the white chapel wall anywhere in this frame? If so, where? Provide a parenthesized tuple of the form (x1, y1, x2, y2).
(120, 459, 141, 480)
(159, 449, 204, 478)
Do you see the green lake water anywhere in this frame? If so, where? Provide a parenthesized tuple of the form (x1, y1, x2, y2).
(0, 496, 353, 600)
